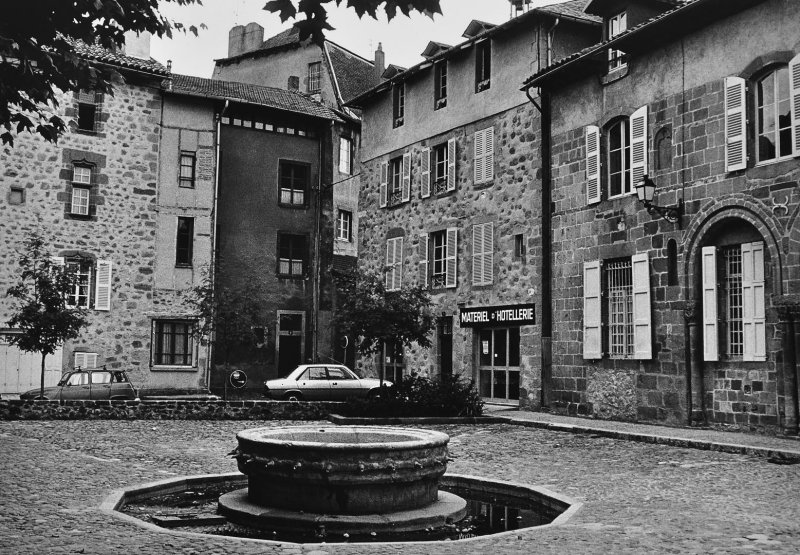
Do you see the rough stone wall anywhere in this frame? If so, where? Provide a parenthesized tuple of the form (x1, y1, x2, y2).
(549, 76, 800, 431)
(357, 103, 543, 404)
(0, 80, 168, 393)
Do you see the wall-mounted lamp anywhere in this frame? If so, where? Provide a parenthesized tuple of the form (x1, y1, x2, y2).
(635, 175, 684, 224)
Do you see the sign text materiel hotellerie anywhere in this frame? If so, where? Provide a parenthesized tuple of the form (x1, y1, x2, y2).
(458, 303, 536, 327)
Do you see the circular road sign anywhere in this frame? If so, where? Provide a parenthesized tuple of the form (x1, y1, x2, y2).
(229, 370, 248, 389)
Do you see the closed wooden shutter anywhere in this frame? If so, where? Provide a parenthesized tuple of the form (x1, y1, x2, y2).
(446, 137, 457, 192)
(472, 223, 493, 286)
(742, 241, 766, 361)
(583, 260, 602, 359)
(585, 125, 601, 204)
(379, 161, 388, 208)
(701, 246, 719, 361)
(402, 153, 411, 202)
(86, 353, 98, 369)
(74, 352, 87, 369)
(474, 129, 485, 183)
(419, 233, 429, 287)
(385, 237, 403, 291)
(483, 127, 494, 182)
(395, 237, 404, 289)
(445, 227, 457, 289)
(94, 260, 112, 311)
(385, 239, 394, 290)
(420, 147, 431, 198)
(631, 252, 652, 360)
(51, 256, 65, 267)
(724, 76, 747, 171)
(790, 53, 800, 156)
(630, 105, 648, 188)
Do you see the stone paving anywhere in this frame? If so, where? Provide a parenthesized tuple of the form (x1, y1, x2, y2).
(1, 419, 799, 554)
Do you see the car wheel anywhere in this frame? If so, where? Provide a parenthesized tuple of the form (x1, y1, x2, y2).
(284, 392, 303, 402)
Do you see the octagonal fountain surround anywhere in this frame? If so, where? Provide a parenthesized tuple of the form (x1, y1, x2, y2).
(218, 426, 468, 533)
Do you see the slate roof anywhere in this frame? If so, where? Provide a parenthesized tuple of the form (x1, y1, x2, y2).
(66, 38, 169, 76)
(325, 41, 378, 104)
(168, 74, 342, 121)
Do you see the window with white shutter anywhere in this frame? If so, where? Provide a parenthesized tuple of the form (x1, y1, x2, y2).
(629, 105, 648, 187)
(74, 352, 98, 369)
(585, 125, 601, 204)
(402, 152, 411, 202)
(385, 237, 403, 291)
(724, 76, 747, 171)
(447, 137, 457, 192)
(418, 233, 429, 287)
(472, 222, 493, 286)
(741, 241, 766, 361)
(474, 127, 494, 184)
(94, 259, 112, 311)
(701, 246, 719, 361)
(583, 260, 602, 359)
(791, 53, 800, 157)
(631, 252, 652, 360)
(445, 227, 458, 289)
(379, 161, 388, 208)
(420, 147, 431, 198)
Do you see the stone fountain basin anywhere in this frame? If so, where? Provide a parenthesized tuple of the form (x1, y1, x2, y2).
(232, 426, 450, 515)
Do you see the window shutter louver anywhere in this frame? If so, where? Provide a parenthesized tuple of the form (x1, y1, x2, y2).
(51, 256, 65, 267)
(471, 223, 493, 286)
(395, 237, 404, 289)
(583, 260, 602, 359)
(631, 252, 652, 359)
(484, 128, 494, 182)
(95, 259, 112, 311)
(447, 138, 457, 192)
(742, 241, 766, 361)
(379, 161, 388, 208)
(445, 227, 458, 289)
(701, 246, 719, 361)
(474, 130, 485, 183)
(385, 240, 394, 290)
(724, 76, 747, 171)
(86, 353, 98, 369)
(421, 147, 431, 198)
(472, 224, 483, 286)
(74, 352, 86, 369)
(630, 106, 648, 187)
(789, 53, 800, 156)
(483, 222, 493, 284)
(419, 233, 429, 287)
(402, 153, 411, 202)
(585, 125, 601, 204)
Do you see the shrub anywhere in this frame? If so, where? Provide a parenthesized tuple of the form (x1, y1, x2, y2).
(342, 373, 483, 418)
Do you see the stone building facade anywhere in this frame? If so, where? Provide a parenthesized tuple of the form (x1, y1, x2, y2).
(347, 1, 599, 404)
(524, 0, 800, 432)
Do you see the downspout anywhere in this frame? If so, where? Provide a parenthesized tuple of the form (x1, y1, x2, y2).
(207, 99, 229, 391)
(546, 18, 560, 66)
(311, 121, 330, 362)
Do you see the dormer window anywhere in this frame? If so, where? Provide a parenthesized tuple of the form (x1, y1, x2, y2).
(475, 40, 491, 92)
(393, 83, 405, 128)
(434, 61, 447, 109)
(607, 12, 627, 72)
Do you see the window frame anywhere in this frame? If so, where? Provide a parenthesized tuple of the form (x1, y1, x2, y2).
(606, 117, 632, 199)
(175, 216, 194, 267)
(339, 136, 353, 175)
(179, 151, 197, 188)
(307, 61, 322, 93)
(392, 83, 405, 128)
(336, 209, 353, 242)
(65, 258, 93, 309)
(605, 258, 634, 359)
(389, 156, 403, 205)
(430, 230, 447, 288)
(76, 90, 98, 132)
(277, 233, 307, 277)
(475, 40, 491, 92)
(434, 60, 447, 109)
(755, 65, 793, 165)
(278, 160, 310, 208)
(607, 12, 627, 72)
(152, 319, 196, 367)
(70, 163, 92, 216)
(432, 143, 449, 194)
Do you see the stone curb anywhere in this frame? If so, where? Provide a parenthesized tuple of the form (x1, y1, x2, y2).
(328, 414, 508, 425)
(499, 417, 800, 459)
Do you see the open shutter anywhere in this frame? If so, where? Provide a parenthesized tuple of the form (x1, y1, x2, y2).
(401, 152, 411, 202)
(630, 105, 648, 188)
(420, 147, 431, 198)
(701, 246, 719, 361)
(585, 125, 601, 204)
(472, 224, 484, 286)
(790, 53, 800, 156)
(94, 259, 112, 311)
(385, 240, 394, 290)
(86, 353, 98, 369)
(74, 352, 87, 369)
(483, 128, 494, 182)
(724, 76, 747, 172)
(419, 233, 429, 287)
(445, 227, 457, 289)
(395, 237, 404, 289)
(379, 161, 388, 208)
(631, 252, 652, 359)
(446, 137, 457, 192)
(583, 260, 602, 359)
(742, 241, 766, 361)
(474, 129, 485, 183)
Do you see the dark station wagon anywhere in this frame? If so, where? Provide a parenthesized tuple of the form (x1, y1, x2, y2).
(20, 368, 137, 401)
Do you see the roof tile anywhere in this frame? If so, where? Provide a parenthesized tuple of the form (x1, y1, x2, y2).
(67, 38, 169, 75)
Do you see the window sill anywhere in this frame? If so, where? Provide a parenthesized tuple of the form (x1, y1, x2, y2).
(278, 203, 309, 210)
(74, 128, 98, 136)
(178, 183, 195, 189)
(277, 273, 306, 280)
(175, 263, 193, 269)
(151, 365, 198, 372)
(601, 65, 629, 86)
(335, 237, 352, 243)
(474, 180, 494, 190)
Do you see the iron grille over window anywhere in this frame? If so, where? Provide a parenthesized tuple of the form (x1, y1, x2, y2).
(722, 246, 744, 356)
(153, 320, 194, 366)
(606, 259, 633, 357)
(308, 62, 322, 93)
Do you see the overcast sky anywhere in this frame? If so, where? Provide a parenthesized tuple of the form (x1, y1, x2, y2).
(151, 0, 569, 77)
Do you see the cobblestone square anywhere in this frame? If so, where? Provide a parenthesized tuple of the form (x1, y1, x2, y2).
(1, 420, 798, 554)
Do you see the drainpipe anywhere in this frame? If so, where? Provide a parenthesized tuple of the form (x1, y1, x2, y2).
(207, 99, 229, 392)
(311, 122, 330, 363)
(546, 18, 560, 66)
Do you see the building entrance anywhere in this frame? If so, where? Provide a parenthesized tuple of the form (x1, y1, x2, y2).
(478, 327, 520, 403)
(277, 311, 304, 377)
(438, 316, 453, 377)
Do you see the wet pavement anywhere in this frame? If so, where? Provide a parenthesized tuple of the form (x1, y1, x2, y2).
(1, 418, 799, 554)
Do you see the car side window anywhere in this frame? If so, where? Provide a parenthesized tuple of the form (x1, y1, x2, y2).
(301, 367, 327, 380)
(112, 372, 128, 383)
(67, 373, 88, 386)
(327, 367, 351, 380)
(91, 372, 112, 384)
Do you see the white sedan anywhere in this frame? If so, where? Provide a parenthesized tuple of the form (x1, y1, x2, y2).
(263, 364, 390, 401)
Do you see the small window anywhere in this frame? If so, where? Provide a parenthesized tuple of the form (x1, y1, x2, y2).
(153, 320, 195, 366)
(667, 239, 678, 286)
(76, 90, 98, 132)
(655, 127, 672, 171)
(514, 234, 525, 259)
(475, 40, 491, 92)
(607, 12, 627, 72)
(336, 209, 352, 242)
(393, 83, 405, 128)
(339, 137, 353, 174)
(72, 165, 92, 185)
(176, 217, 194, 267)
(9, 187, 24, 205)
(434, 61, 447, 109)
(607, 118, 631, 198)
(179, 151, 196, 188)
(432, 143, 448, 194)
(278, 234, 306, 276)
(279, 161, 309, 206)
(431, 230, 447, 288)
(756, 66, 792, 163)
(66, 259, 92, 308)
(389, 156, 403, 205)
(71, 187, 90, 216)
(307, 62, 322, 93)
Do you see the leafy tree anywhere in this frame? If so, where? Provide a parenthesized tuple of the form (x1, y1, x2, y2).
(5, 234, 89, 399)
(265, 0, 442, 44)
(1, 0, 203, 146)
(333, 267, 434, 380)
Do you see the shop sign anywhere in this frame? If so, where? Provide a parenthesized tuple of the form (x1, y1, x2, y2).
(458, 303, 536, 328)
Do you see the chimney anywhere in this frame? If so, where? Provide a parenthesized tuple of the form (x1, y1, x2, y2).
(243, 22, 265, 53)
(288, 76, 300, 90)
(123, 30, 152, 59)
(374, 43, 385, 81)
(228, 25, 245, 57)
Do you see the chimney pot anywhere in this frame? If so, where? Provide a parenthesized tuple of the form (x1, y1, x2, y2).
(374, 42, 385, 82)
(228, 25, 246, 57)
